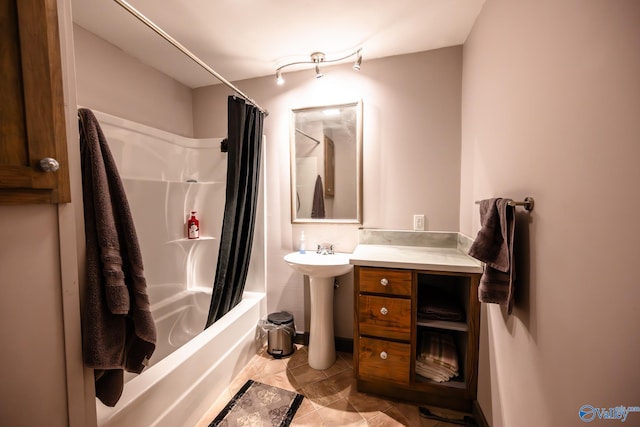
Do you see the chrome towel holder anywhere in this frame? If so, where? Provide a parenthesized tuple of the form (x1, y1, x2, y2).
(475, 197, 534, 211)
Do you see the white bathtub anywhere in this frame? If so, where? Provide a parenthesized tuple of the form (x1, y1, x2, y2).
(97, 290, 266, 427)
(146, 288, 215, 366)
(90, 109, 267, 427)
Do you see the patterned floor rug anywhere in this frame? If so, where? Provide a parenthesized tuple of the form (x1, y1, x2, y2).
(208, 380, 304, 427)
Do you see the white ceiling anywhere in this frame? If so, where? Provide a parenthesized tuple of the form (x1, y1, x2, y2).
(71, 0, 485, 89)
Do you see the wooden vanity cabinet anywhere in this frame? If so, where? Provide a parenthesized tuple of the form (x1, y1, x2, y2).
(1, 0, 71, 204)
(353, 265, 481, 412)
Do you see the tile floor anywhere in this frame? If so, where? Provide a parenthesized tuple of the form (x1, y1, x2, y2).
(195, 345, 471, 426)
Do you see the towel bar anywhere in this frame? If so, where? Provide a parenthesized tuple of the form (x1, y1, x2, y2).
(474, 197, 534, 211)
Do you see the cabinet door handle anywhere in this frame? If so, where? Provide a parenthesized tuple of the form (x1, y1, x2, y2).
(380, 351, 388, 360)
(39, 157, 60, 172)
(380, 307, 388, 316)
(380, 278, 389, 286)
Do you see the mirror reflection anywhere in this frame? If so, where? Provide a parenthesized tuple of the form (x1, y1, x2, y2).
(290, 101, 362, 223)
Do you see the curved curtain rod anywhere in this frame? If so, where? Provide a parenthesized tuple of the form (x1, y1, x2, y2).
(112, 0, 268, 116)
(295, 128, 321, 145)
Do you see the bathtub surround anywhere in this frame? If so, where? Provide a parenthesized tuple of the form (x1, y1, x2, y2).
(206, 97, 265, 327)
(90, 111, 267, 427)
(78, 108, 156, 406)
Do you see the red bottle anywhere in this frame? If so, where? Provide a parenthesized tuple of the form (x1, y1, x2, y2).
(187, 211, 200, 239)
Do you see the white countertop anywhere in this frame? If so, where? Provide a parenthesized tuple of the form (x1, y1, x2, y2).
(350, 244, 483, 273)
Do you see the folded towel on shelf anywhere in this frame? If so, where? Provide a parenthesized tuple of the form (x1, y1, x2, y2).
(311, 174, 326, 218)
(418, 331, 459, 372)
(468, 198, 516, 314)
(416, 331, 459, 382)
(418, 288, 464, 322)
(79, 108, 156, 407)
(415, 360, 454, 383)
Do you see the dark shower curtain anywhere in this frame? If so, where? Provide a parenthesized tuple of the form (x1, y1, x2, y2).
(205, 96, 264, 328)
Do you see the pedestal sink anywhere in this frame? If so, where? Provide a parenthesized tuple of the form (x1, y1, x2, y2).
(284, 251, 353, 370)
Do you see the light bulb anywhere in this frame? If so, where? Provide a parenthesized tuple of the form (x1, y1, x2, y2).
(353, 54, 362, 71)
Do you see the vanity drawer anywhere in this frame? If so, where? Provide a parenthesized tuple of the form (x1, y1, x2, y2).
(358, 268, 412, 297)
(358, 294, 411, 341)
(358, 337, 410, 384)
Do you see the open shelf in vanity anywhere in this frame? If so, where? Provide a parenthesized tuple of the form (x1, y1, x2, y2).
(350, 233, 482, 413)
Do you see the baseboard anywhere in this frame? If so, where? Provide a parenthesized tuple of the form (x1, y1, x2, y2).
(335, 336, 354, 353)
(472, 400, 490, 427)
(293, 332, 308, 346)
(294, 333, 353, 354)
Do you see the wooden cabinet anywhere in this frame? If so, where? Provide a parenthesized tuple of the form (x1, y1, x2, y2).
(0, 0, 70, 204)
(354, 265, 481, 412)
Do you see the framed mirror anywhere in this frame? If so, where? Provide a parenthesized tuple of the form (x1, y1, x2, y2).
(290, 100, 363, 224)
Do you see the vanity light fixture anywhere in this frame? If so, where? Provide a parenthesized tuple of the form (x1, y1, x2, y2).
(275, 48, 362, 85)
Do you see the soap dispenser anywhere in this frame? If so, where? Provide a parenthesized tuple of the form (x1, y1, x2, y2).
(299, 231, 306, 254)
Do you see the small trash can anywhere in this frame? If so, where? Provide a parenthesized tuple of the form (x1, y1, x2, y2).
(266, 311, 295, 358)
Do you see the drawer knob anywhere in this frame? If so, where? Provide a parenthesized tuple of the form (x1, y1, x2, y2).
(380, 307, 388, 316)
(380, 278, 389, 286)
(39, 157, 60, 172)
(380, 351, 388, 360)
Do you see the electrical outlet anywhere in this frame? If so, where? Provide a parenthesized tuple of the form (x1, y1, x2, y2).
(413, 214, 425, 231)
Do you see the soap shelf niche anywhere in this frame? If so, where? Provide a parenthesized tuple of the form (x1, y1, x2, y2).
(168, 236, 216, 244)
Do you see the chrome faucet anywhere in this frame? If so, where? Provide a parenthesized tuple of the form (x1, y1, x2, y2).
(316, 243, 334, 255)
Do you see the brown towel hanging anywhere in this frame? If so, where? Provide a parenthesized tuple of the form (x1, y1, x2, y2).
(79, 108, 157, 406)
(311, 175, 326, 218)
(468, 198, 516, 314)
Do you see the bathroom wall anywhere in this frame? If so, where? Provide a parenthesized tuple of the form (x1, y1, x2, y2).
(460, 0, 640, 426)
(192, 47, 463, 338)
(73, 24, 194, 137)
(0, 205, 70, 426)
